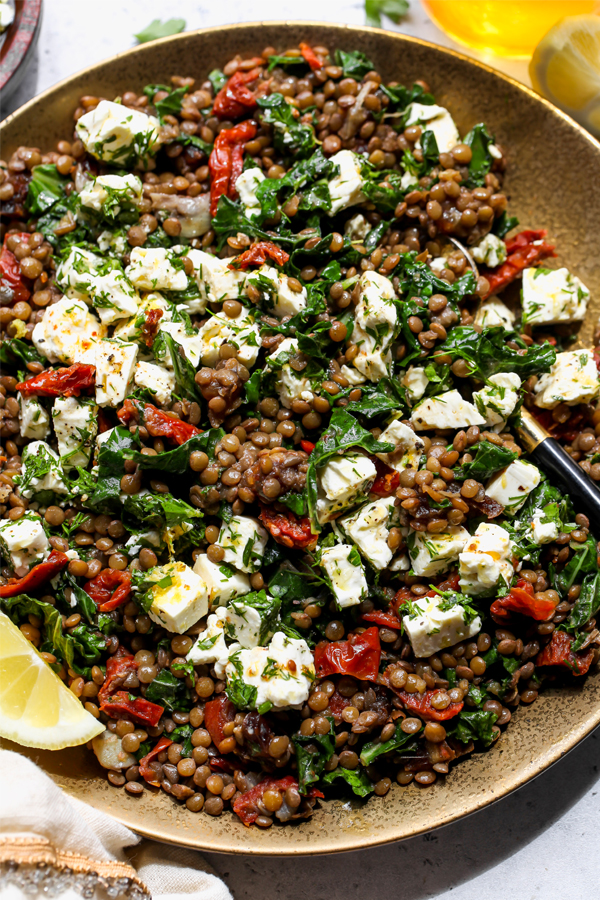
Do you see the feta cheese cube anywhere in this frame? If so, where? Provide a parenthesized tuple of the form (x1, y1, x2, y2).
(352, 271, 397, 382)
(471, 233, 507, 268)
(32, 296, 105, 365)
(401, 366, 428, 403)
(267, 338, 312, 409)
(411, 389, 485, 431)
(534, 350, 599, 409)
(530, 509, 559, 544)
(235, 168, 265, 218)
(52, 396, 98, 469)
(403, 595, 481, 658)
(320, 544, 368, 608)
(159, 321, 204, 369)
(187, 249, 247, 307)
(408, 526, 470, 577)
(95, 339, 138, 407)
(75, 100, 160, 166)
(316, 452, 377, 524)
(96, 230, 128, 257)
(327, 150, 366, 216)
(222, 592, 280, 648)
(133, 361, 176, 406)
(218, 516, 268, 574)
(522, 267, 589, 326)
(18, 394, 50, 440)
(112, 292, 173, 344)
(344, 213, 370, 241)
(78, 173, 142, 214)
(0, 511, 48, 576)
(125, 247, 188, 293)
(375, 420, 425, 472)
(187, 612, 230, 671)
(339, 364, 367, 386)
(273, 273, 308, 318)
(195, 305, 260, 369)
(56, 246, 139, 326)
(226, 632, 315, 709)
(486, 459, 541, 515)
(18, 441, 69, 500)
(474, 296, 515, 329)
(459, 522, 514, 595)
(147, 561, 208, 634)
(339, 496, 399, 570)
(192, 554, 250, 607)
(404, 103, 460, 153)
(473, 372, 521, 426)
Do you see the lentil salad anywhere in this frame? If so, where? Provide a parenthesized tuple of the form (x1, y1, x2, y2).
(1, 41, 600, 828)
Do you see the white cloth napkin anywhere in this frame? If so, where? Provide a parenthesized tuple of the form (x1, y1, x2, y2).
(0, 750, 232, 900)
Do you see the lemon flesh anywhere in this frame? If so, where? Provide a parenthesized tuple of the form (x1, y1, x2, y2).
(0, 611, 105, 749)
(530, 14, 600, 135)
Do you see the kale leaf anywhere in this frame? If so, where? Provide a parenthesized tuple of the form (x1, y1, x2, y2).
(322, 766, 374, 796)
(257, 94, 316, 156)
(25, 165, 68, 216)
(293, 717, 335, 794)
(144, 670, 192, 711)
(454, 441, 518, 481)
(463, 123, 495, 189)
(360, 719, 421, 765)
(435, 326, 556, 380)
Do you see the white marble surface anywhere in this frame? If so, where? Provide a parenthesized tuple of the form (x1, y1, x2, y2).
(2, 2, 599, 897)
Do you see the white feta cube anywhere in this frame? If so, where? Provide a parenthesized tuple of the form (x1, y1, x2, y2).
(403, 595, 481, 658)
(147, 561, 208, 634)
(522, 267, 589, 326)
(187, 612, 230, 673)
(401, 366, 428, 403)
(473, 372, 521, 426)
(411, 389, 485, 431)
(187, 249, 246, 308)
(159, 321, 204, 369)
(534, 350, 599, 409)
(32, 296, 105, 365)
(56, 246, 139, 326)
(192, 554, 250, 607)
(112, 292, 173, 344)
(52, 396, 98, 469)
(471, 233, 507, 269)
(474, 296, 515, 329)
(18, 441, 69, 500)
(404, 102, 460, 153)
(235, 168, 265, 218)
(95, 339, 138, 407)
(18, 395, 50, 440)
(218, 516, 268, 574)
(327, 150, 366, 216)
(0, 511, 48, 577)
(339, 496, 399, 570)
(530, 509, 559, 545)
(221, 593, 279, 649)
(408, 526, 470, 577)
(344, 213, 370, 241)
(195, 305, 260, 369)
(459, 522, 514, 596)
(226, 632, 315, 709)
(267, 338, 312, 409)
(79, 173, 142, 214)
(339, 364, 367, 386)
(273, 273, 308, 318)
(75, 100, 160, 166)
(486, 459, 541, 515)
(316, 452, 377, 523)
(125, 247, 188, 293)
(320, 544, 368, 608)
(133, 361, 176, 406)
(375, 420, 425, 472)
(352, 271, 397, 382)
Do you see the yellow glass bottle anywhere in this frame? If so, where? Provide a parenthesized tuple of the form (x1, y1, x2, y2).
(421, 0, 600, 58)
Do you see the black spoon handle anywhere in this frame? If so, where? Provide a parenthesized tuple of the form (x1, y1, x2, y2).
(516, 408, 600, 533)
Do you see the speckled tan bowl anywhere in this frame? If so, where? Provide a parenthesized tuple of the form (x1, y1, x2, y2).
(2, 21, 600, 855)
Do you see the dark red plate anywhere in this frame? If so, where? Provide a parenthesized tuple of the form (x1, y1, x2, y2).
(0, 0, 42, 101)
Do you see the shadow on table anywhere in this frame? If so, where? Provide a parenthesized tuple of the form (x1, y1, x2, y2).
(206, 727, 600, 900)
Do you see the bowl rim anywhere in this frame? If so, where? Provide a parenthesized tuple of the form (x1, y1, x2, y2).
(3, 20, 600, 855)
(0, 0, 43, 96)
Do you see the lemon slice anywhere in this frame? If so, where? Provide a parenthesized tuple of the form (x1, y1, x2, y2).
(0, 611, 105, 749)
(530, 14, 600, 136)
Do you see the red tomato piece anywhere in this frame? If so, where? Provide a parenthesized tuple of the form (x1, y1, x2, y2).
(299, 42, 324, 71)
(140, 307, 164, 348)
(259, 503, 318, 550)
(208, 121, 258, 216)
(117, 399, 202, 445)
(536, 630, 595, 676)
(84, 568, 132, 613)
(327, 689, 353, 724)
(16, 364, 96, 398)
(228, 241, 290, 270)
(491, 579, 557, 624)
(314, 628, 381, 681)
(370, 457, 400, 497)
(361, 610, 403, 629)
(482, 229, 556, 298)
(300, 440, 315, 454)
(204, 695, 236, 748)
(233, 776, 301, 826)
(390, 684, 464, 721)
(0, 550, 70, 598)
(0, 232, 31, 303)
(213, 68, 261, 120)
(100, 694, 164, 728)
(139, 736, 173, 786)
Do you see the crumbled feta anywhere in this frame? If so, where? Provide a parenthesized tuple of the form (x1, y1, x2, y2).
(218, 516, 268, 574)
(195, 305, 260, 369)
(0, 511, 48, 577)
(401, 366, 428, 403)
(471, 233, 507, 269)
(474, 296, 515, 329)
(18, 441, 69, 500)
(339, 365, 367, 386)
(327, 150, 366, 216)
(408, 526, 470, 577)
(147, 561, 208, 634)
(486, 459, 541, 515)
(320, 543, 368, 608)
(530, 509, 559, 544)
(192, 554, 250, 607)
(403, 595, 481, 658)
(473, 372, 521, 426)
(187, 611, 230, 673)
(339, 496, 399, 570)
(522, 267, 589, 326)
(78, 173, 142, 214)
(226, 632, 315, 709)
(32, 296, 105, 365)
(187, 249, 247, 308)
(95, 339, 138, 407)
(266, 338, 312, 409)
(133, 361, 176, 406)
(411, 389, 485, 431)
(18, 395, 50, 440)
(316, 452, 377, 524)
(352, 271, 397, 382)
(534, 350, 599, 409)
(125, 247, 188, 293)
(375, 420, 425, 472)
(52, 396, 98, 469)
(459, 522, 514, 596)
(404, 102, 460, 153)
(235, 168, 266, 218)
(344, 213, 370, 241)
(222, 593, 279, 649)
(96, 230, 128, 257)
(56, 246, 139, 326)
(75, 100, 160, 166)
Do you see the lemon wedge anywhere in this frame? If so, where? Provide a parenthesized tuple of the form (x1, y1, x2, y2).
(0, 611, 105, 749)
(530, 14, 600, 136)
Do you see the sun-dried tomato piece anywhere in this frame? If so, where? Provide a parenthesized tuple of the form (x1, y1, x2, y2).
(139, 736, 173, 786)
(213, 68, 262, 120)
(384, 677, 464, 721)
(16, 364, 96, 398)
(84, 568, 132, 613)
(117, 399, 201, 445)
(0, 232, 31, 303)
(204, 695, 236, 749)
(482, 229, 556, 298)
(491, 579, 557, 624)
(370, 456, 400, 497)
(98, 653, 164, 727)
(208, 121, 258, 216)
(259, 502, 317, 550)
(299, 42, 324, 71)
(0, 550, 69, 598)
(228, 241, 290, 270)
(536, 630, 595, 676)
(314, 628, 381, 681)
(232, 776, 323, 826)
(361, 609, 402, 629)
(140, 307, 164, 348)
